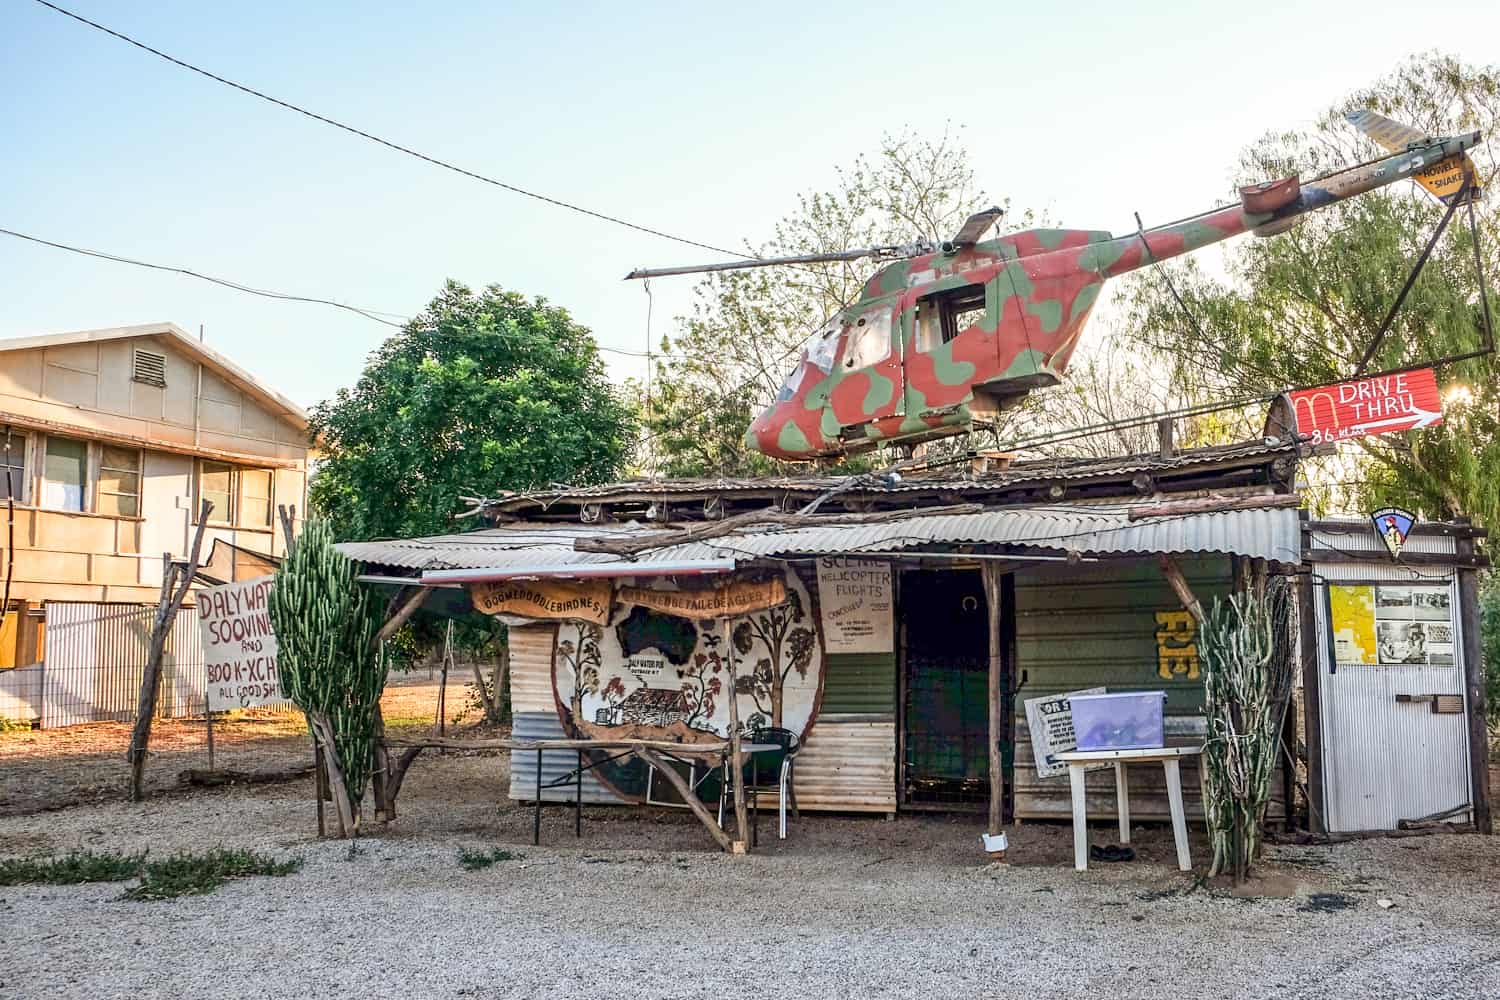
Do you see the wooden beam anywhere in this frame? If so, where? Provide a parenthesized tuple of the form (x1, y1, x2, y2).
(382, 735, 733, 753)
(1296, 571, 1327, 836)
(374, 585, 432, 646)
(723, 619, 749, 852)
(1455, 525, 1493, 835)
(981, 563, 1005, 836)
(1158, 554, 1206, 625)
(637, 748, 734, 853)
(1157, 417, 1175, 460)
(1302, 548, 1490, 570)
(128, 501, 213, 802)
(1128, 494, 1302, 521)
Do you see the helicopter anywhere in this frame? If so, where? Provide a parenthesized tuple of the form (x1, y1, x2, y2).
(627, 116, 1483, 461)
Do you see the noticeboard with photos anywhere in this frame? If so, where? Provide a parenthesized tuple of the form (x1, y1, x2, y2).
(1328, 583, 1455, 668)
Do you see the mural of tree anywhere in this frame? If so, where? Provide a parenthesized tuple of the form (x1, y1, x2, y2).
(557, 623, 602, 723)
(731, 590, 816, 727)
(677, 631, 724, 729)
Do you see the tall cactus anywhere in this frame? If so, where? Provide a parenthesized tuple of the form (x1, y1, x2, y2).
(268, 519, 386, 836)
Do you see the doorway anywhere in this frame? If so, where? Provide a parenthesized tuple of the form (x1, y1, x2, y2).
(900, 569, 1009, 809)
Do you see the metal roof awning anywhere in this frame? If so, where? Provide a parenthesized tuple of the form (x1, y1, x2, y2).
(337, 502, 1303, 578)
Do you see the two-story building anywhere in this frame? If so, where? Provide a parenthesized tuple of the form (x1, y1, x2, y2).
(0, 323, 310, 711)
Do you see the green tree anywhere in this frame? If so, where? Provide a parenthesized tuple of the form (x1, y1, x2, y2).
(1482, 572, 1499, 728)
(640, 129, 1011, 476)
(311, 280, 635, 541)
(1122, 54, 1499, 525)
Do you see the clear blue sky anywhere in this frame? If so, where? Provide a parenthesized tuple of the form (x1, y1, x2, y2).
(4, 0, 1498, 410)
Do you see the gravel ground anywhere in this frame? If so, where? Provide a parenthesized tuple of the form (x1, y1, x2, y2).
(3, 748, 1498, 1000)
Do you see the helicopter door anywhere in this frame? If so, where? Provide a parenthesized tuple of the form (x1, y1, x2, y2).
(905, 279, 998, 415)
(824, 298, 902, 439)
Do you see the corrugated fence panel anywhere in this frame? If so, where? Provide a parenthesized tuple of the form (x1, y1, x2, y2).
(509, 623, 559, 716)
(820, 653, 896, 715)
(509, 711, 620, 804)
(793, 716, 896, 813)
(42, 602, 209, 728)
(0, 664, 43, 723)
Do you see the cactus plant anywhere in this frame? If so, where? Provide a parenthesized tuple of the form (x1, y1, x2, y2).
(268, 519, 386, 836)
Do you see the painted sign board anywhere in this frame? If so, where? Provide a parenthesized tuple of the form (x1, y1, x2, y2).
(197, 575, 287, 711)
(1370, 506, 1416, 560)
(815, 557, 894, 654)
(1290, 368, 1442, 446)
(615, 577, 786, 621)
(1327, 583, 1455, 669)
(1024, 686, 1106, 779)
(471, 578, 611, 624)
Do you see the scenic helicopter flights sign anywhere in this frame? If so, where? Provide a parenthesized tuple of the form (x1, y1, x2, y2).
(1290, 367, 1442, 446)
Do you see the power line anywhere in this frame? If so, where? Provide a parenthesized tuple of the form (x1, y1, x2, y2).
(32, 0, 752, 262)
(0, 224, 663, 360)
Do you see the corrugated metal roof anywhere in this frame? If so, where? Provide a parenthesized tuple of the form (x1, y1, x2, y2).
(338, 503, 1302, 572)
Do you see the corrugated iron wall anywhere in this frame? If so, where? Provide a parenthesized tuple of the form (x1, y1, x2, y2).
(41, 602, 206, 728)
(1012, 558, 1284, 822)
(795, 717, 896, 813)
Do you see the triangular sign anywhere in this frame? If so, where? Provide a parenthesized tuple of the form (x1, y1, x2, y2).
(1370, 506, 1416, 560)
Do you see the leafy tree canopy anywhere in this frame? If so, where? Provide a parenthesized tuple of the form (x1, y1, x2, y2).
(310, 280, 635, 541)
(1122, 54, 1499, 526)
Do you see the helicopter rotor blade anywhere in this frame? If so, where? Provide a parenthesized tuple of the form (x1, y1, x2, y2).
(949, 206, 1005, 248)
(624, 240, 941, 280)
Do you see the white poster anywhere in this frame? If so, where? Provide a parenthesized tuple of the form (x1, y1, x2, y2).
(1024, 687, 1106, 779)
(815, 557, 894, 654)
(197, 575, 288, 711)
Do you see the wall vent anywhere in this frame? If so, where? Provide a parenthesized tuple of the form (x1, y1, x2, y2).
(132, 348, 167, 387)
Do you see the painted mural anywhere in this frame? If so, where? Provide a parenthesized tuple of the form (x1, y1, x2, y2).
(551, 570, 824, 744)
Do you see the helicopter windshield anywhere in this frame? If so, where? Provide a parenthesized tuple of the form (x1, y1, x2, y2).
(773, 320, 842, 402)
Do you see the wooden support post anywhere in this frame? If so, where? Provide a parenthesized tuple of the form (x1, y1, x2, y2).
(276, 503, 297, 554)
(638, 748, 735, 853)
(723, 618, 749, 853)
(1157, 417, 1174, 460)
(1158, 554, 1206, 625)
(1296, 569, 1327, 836)
(1455, 523, 1493, 834)
(313, 737, 327, 838)
(128, 502, 212, 802)
(375, 586, 432, 645)
(981, 564, 1005, 836)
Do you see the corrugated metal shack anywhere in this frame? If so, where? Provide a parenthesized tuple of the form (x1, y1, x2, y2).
(343, 438, 1314, 826)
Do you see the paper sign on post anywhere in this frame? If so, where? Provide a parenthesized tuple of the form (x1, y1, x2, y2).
(815, 557, 894, 654)
(197, 575, 288, 711)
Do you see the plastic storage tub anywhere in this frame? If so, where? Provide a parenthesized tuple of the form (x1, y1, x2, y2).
(1070, 691, 1167, 751)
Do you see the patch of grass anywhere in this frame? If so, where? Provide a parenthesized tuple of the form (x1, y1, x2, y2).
(0, 716, 34, 735)
(0, 849, 145, 886)
(121, 848, 301, 901)
(458, 846, 524, 871)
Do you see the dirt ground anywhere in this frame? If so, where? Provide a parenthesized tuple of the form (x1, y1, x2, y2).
(0, 670, 468, 815)
(3, 679, 1498, 999)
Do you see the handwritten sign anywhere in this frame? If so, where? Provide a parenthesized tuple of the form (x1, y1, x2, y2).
(198, 576, 287, 711)
(1290, 368, 1442, 446)
(616, 577, 786, 621)
(1024, 687, 1105, 779)
(470, 578, 612, 624)
(815, 557, 893, 653)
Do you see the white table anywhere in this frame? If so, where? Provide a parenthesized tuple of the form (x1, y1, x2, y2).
(1056, 746, 1203, 872)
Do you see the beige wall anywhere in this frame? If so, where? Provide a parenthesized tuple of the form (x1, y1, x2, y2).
(0, 333, 309, 614)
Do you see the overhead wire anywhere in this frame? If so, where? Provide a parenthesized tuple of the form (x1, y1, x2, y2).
(0, 224, 664, 360)
(31, 0, 754, 262)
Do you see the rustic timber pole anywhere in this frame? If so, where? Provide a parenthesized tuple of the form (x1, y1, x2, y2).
(723, 618, 750, 853)
(638, 748, 735, 853)
(981, 563, 1005, 836)
(128, 501, 213, 802)
(1158, 554, 1206, 625)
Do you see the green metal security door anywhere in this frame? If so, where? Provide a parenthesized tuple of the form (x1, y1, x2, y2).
(901, 570, 991, 807)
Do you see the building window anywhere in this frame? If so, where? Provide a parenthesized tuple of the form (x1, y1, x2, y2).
(240, 468, 273, 528)
(199, 461, 235, 524)
(0, 430, 25, 502)
(197, 461, 274, 527)
(42, 436, 87, 512)
(97, 446, 142, 518)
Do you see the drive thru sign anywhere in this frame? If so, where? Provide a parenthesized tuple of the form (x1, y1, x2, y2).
(1290, 367, 1443, 446)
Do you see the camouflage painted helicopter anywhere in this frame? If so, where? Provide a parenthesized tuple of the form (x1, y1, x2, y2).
(628, 114, 1483, 461)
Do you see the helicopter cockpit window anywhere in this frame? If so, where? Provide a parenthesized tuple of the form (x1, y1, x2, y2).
(842, 308, 893, 369)
(915, 284, 987, 352)
(776, 321, 841, 401)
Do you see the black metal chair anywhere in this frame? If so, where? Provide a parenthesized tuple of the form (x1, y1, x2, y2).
(743, 725, 800, 841)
